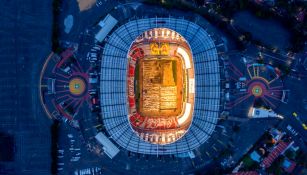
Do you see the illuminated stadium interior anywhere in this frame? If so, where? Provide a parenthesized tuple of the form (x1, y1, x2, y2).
(127, 28, 195, 145)
(100, 17, 221, 155)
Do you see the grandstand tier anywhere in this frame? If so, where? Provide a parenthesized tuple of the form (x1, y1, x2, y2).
(100, 18, 221, 155)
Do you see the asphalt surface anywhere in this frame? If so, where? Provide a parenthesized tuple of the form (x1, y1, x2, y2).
(276, 76, 307, 144)
(0, 0, 53, 174)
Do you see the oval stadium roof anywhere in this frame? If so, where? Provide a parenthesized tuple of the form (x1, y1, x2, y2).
(99, 17, 221, 155)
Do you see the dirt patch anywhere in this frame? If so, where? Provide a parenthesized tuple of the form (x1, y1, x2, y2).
(77, 0, 96, 12)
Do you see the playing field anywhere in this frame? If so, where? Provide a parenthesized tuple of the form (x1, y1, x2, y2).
(137, 57, 183, 117)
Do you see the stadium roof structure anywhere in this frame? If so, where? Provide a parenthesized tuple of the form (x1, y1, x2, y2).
(99, 17, 223, 155)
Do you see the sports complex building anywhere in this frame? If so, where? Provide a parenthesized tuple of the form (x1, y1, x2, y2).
(40, 14, 226, 157)
(99, 16, 224, 155)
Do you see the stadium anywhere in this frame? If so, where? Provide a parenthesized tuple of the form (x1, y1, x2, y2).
(99, 16, 223, 155)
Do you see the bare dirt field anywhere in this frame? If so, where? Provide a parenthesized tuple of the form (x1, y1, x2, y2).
(77, 0, 96, 11)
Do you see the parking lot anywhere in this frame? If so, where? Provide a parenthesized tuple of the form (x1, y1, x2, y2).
(0, 0, 53, 174)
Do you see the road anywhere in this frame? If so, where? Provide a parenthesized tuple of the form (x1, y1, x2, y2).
(275, 76, 307, 144)
(0, 0, 53, 174)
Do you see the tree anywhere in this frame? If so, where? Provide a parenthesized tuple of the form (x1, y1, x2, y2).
(232, 124, 240, 132)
